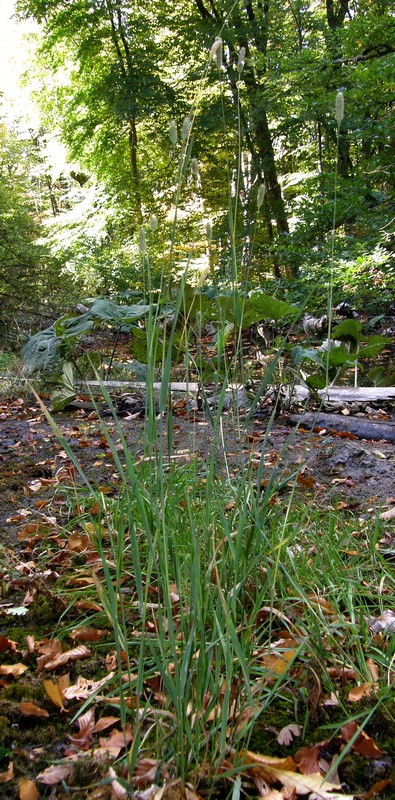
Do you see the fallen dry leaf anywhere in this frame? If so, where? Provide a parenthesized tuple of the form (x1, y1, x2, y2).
(295, 744, 322, 775)
(94, 716, 120, 733)
(366, 657, 379, 683)
(277, 724, 302, 746)
(43, 678, 67, 710)
(348, 683, 372, 702)
(297, 471, 315, 489)
(67, 708, 96, 751)
(380, 506, 395, 521)
(0, 663, 28, 677)
(63, 672, 114, 700)
(0, 762, 13, 783)
(365, 778, 392, 799)
(261, 769, 352, 799)
(19, 778, 39, 800)
(19, 702, 49, 718)
(307, 594, 337, 616)
(67, 531, 91, 552)
(43, 644, 92, 671)
(36, 638, 62, 670)
(327, 667, 356, 681)
(367, 609, 395, 634)
(240, 751, 355, 798)
(0, 635, 18, 653)
(36, 763, 73, 785)
(70, 626, 109, 642)
(341, 721, 385, 758)
(260, 648, 298, 678)
(132, 758, 160, 788)
(108, 766, 127, 799)
(99, 723, 133, 751)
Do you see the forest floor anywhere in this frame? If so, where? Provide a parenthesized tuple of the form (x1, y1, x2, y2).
(0, 391, 394, 799)
(1, 392, 395, 544)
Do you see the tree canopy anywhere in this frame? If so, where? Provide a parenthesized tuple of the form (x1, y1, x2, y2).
(4, 0, 394, 310)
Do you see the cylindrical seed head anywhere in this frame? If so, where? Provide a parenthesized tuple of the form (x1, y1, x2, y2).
(335, 91, 344, 128)
(210, 38, 223, 69)
(238, 47, 246, 73)
(257, 183, 266, 210)
(169, 120, 178, 145)
(181, 116, 191, 142)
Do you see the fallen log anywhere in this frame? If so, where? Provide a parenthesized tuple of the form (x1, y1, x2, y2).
(79, 381, 395, 403)
(292, 386, 395, 403)
(288, 412, 395, 443)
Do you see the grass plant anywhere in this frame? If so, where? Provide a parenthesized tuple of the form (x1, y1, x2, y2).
(36, 373, 395, 792)
(27, 55, 395, 799)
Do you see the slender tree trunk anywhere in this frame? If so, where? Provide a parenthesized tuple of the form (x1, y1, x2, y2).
(254, 112, 289, 237)
(325, 0, 353, 178)
(104, 0, 142, 223)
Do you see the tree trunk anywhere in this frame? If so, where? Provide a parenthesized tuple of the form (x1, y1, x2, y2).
(254, 111, 289, 238)
(104, 0, 142, 222)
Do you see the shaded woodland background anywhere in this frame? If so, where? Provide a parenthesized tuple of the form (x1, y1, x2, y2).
(0, 0, 394, 344)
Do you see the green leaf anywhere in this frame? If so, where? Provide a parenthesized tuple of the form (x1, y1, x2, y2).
(62, 361, 74, 391)
(332, 319, 362, 342)
(306, 373, 327, 389)
(130, 327, 184, 366)
(211, 322, 234, 356)
(291, 345, 324, 368)
(367, 366, 395, 386)
(22, 327, 61, 375)
(54, 313, 94, 338)
(247, 291, 297, 322)
(358, 335, 391, 359)
(50, 361, 76, 411)
(90, 299, 150, 325)
(50, 386, 76, 411)
(328, 345, 356, 367)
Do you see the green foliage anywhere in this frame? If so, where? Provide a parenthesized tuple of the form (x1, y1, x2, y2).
(22, 326, 61, 376)
(50, 361, 76, 411)
(291, 316, 391, 393)
(332, 320, 363, 342)
(185, 286, 297, 328)
(22, 298, 152, 408)
(358, 335, 392, 359)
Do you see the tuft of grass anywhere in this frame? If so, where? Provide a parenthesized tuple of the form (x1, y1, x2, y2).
(36, 370, 395, 788)
(24, 53, 394, 798)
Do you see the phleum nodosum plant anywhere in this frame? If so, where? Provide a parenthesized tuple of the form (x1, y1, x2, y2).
(31, 72, 394, 795)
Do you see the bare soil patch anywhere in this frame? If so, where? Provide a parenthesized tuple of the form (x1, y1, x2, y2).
(1, 395, 395, 551)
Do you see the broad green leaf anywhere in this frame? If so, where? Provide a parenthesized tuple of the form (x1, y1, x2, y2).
(291, 345, 324, 368)
(211, 322, 234, 356)
(247, 291, 297, 321)
(358, 335, 391, 359)
(131, 327, 184, 365)
(328, 345, 356, 367)
(332, 319, 362, 342)
(50, 386, 76, 412)
(22, 327, 61, 375)
(54, 313, 94, 338)
(367, 366, 395, 386)
(90, 299, 150, 324)
(307, 373, 327, 389)
(62, 361, 74, 391)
